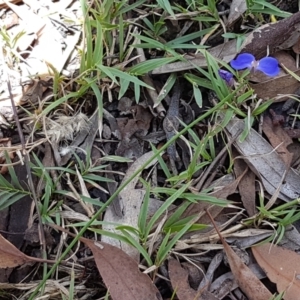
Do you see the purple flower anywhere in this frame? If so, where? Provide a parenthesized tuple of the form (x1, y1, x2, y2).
(230, 53, 280, 77)
(218, 69, 234, 86)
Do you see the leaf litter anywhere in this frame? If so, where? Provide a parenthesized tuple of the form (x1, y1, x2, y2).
(2, 0, 300, 299)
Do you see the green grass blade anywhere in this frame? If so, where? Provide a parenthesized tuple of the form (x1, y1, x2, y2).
(138, 180, 151, 237)
(145, 183, 191, 237)
(0, 192, 26, 210)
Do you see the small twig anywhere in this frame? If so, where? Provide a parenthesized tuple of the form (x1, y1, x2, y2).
(202, 152, 227, 190)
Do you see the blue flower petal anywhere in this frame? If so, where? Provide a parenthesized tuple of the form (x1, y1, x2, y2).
(256, 57, 279, 76)
(230, 53, 255, 70)
(218, 69, 233, 83)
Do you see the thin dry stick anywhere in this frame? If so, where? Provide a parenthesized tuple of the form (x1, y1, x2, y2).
(202, 151, 227, 190)
(1, 54, 47, 268)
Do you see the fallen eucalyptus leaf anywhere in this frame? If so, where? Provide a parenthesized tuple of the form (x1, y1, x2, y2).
(206, 212, 272, 300)
(102, 151, 160, 261)
(225, 117, 300, 201)
(0, 234, 54, 268)
(252, 243, 300, 300)
(82, 237, 162, 300)
(168, 258, 218, 300)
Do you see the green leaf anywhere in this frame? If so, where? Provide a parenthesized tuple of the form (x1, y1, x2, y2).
(138, 180, 151, 236)
(252, 0, 291, 17)
(142, 18, 155, 31)
(167, 27, 215, 45)
(163, 201, 190, 229)
(100, 155, 133, 163)
(42, 85, 90, 116)
(145, 183, 191, 238)
(82, 174, 114, 182)
(156, 213, 199, 265)
(237, 89, 254, 104)
(0, 192, 26, 210)
(156, 0, 175, 18)
(168, 44, 208, 49)
(183, 192, 230, 206)
(119, 77, 130, 100)
(117, 228, 153, 266)
(193, 84, 202, 108)
(129, 57, 179, 75)
(81, 196, 104, 206)
(116, 225, 140, 235)
(98, 65, 153, 89)
(252, 100, 273, 116)
(132, 34, 166, 49)
(239, 115, 254, 142)
(93, 19, 103, 65)
(85, 79, 103, 135)
(156, 230, 171, 265)
(166, 221, 207, 233)
(193, 16, 217, 22)
(4, 153, 23, 190)
(0, 173, 14, 189)
(184, 73, 213, 90)
(155, 73, 177, 107)
(42, 184, 52, 215)
(150, 144, 171, 179)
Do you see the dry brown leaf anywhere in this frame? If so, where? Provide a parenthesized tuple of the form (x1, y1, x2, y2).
(249, 69, 300, 100)
(252, 243, 300, 300)
(0, 234, 30, 268)
(233, 153, 257, 217)
(80, 237, 162, 300)
(288, 141, 300, 166)
(210, 263, 267, 299)
(5, 0, 80, 76)
(219, 249, 271, 300)
(292, 38, 300, 54)
(262, 115, 293, 168)
(206, 211, 272, 300)
(0, 234, 54, 268)
(168, 258, 218, 300)
(275, 51, 298, 72)
(168, 258, 199, 300)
